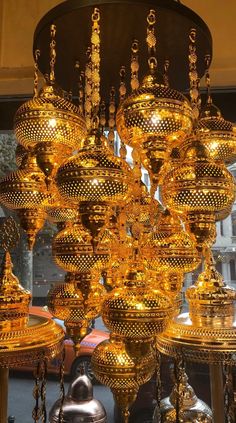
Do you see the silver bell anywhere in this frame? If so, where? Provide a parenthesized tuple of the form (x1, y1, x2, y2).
(153, 369, 213, 422)
(49, 371, 107, 423)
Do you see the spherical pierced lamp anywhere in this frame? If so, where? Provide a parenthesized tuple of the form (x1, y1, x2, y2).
(102, 264, 174, 338)
(14, 84, 86, 178)
(143, 230, 200, 274)
(117, 73, 193, 148)
(0, 154, 48, 210)
(162, 139, 235, 217)
(52, 221, 110, 273)
(14, 84, 86, 151)
(56, 129, 132, 204)
(196, 102, 236, 164)
(92, 334, 156, 420)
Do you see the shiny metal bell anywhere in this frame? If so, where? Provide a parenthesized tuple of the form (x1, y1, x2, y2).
(153, 370, 212, 422)
(49, 372, 107, 423)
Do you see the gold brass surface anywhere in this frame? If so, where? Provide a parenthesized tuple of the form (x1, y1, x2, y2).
(35, 141, 71, 179)
(0, 251, 64, 368)
(0, 154, 48, 210)
(0, 313, 64, 368)
(0, 252, 31, 331)
(116, 73, 193, 149)
(102, 264, 174, 338)
(162, 139, 235, 216)
(14, 83, 86, 150)
(143, 229, 200, 273)
(92, 334, 155, 413)
(17, 208, 45, 250)
(52, 221, 110, 272)
(56, 129, 131, 204)
(157, 252, 236, 364)
(48, 273, 106, 344)
(196, 102, 236, 164)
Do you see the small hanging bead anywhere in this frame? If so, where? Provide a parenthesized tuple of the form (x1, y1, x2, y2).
(119, 66, 127, 102)
(49, 24, 56, 83)
(188, 28, 201, 121)
(130, 40, 140, 91)
(33, 49, 40, 98)
(146, 9, 158, 74)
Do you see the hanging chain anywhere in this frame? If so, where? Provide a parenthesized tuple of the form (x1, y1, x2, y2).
(85, 47, 92, 130)
(79, 70, 85, 115)
(108, 87, 116, 149)
(119, 66, 127, 103)
(188, 28, 201, 121)
(32, 362, 42, 423)
(119, 139, 127, 161)
(130, 40, 139, 91)
(224, 364, 235, 423)
(40, 360, 47, 423)
(163, 59, 170, 87)
(146, 9, 157, 74)
(174, 355, 185, 423)
(155, 347, 162, 423)
(91, 7, 101, 121)
(33, 49, 40, 97)
(205, 54, 212, 105)
(49, 24, 56, 83)
(58, 347, 66, 423)
(99, 100, 106, 132)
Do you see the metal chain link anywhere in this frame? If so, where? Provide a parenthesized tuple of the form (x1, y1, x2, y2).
(49, 24, 56, 83)
(32, 362, 41, 423)
(40, 360, 47, 423)
(58, 347, 66, 423)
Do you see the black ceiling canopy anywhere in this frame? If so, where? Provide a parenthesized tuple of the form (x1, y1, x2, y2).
(33, 0, 212, 100)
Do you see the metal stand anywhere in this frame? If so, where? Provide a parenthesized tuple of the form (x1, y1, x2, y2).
(0, 368, 9, 423)
(210, 363, 225, 423)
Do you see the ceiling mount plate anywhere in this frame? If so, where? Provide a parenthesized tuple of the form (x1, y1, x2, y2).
(34, 0, 212, 100)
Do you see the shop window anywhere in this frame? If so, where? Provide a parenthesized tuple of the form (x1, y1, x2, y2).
(231, 213, 236, 236)
(230, 259, 236, 280)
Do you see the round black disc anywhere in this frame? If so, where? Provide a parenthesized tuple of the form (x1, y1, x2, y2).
(33, 0, 212, 100)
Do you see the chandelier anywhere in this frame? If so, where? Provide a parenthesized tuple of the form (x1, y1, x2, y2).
(0, 1, 236, 422)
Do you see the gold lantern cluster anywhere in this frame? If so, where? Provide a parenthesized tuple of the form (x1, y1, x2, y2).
(2, 1, 236, 422)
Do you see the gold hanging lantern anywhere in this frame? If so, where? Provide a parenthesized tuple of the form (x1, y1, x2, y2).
(194, 103, 236, 164)
(92, 334, 156, 422)
(102, 263, 174, 339)
(48, 271, 106, 346)
(116, 10, 193, 190)
(116, 71, 193, 148)
(162, 139, 235, 216)
(14, 29, 86, 150)
(52, 220, 110, 273)
(17, 208, 45, 250)
(143, 230, 200, 274)
(14, 25, 87, 179)
(45, 183, 78, 224)
(162, 139, 235, 250)
(56, 128, 132, 205)
(195, 54, 236, 164)
(0, 153, 48, 210)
